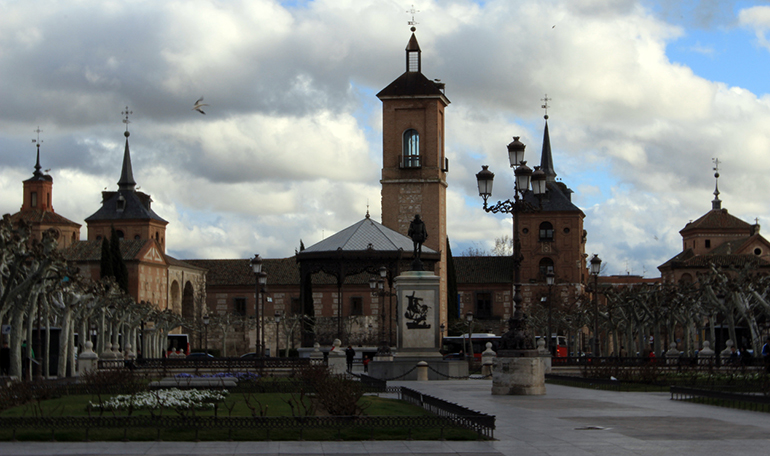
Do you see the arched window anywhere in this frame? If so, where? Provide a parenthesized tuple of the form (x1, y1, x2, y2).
(116, 230, 124, 240)
(539, 257, 554, 278)
(402, 129, 420, 168)
(539, 222, 554, 241)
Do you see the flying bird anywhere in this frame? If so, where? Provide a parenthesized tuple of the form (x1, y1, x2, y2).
(192, 97, 208, 115)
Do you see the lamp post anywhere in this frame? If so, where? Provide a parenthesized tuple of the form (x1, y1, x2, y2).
(274, 311, 282, 358)
(250, 254, 263, 357)
(589, 254, 602, 357)
(476, 137, 547, 331)
(202, 314, 210, 356)
(369, 266, 397, 346)
(465, 311, 474, 368)
(546, 270, 555, 355)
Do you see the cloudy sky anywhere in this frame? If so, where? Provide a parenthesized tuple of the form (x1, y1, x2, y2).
(1, 0, 769, 277)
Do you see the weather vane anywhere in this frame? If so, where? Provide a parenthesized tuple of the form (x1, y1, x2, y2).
(32, 126, 43, 146)
(541, 94, 551, 119)
(121, 106, 133, 133)
(712, 157, 720, 177)
(407, 4, 420, 30)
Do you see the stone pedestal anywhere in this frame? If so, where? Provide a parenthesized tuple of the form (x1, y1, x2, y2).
(698, 340, 715, 365)
(77, 341, 99, 376)
(492, 350, 546, 395)
(327, 338, 346, 374)
(394, 270, 442, 359)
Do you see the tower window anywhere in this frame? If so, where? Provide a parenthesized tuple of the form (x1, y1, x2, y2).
(117, 195, 126, 211)
(402, 129, 420, 168)
(755, 248, 762, 256)
(31, 192, 37, 208)
(539, 222, 554, 241)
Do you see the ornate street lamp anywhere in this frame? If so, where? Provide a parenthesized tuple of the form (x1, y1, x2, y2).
(250, 254, 263, 357)
(274, 311, 282, 358)
(476, 137, 548, 344)
(546, 270, 555, 355)
(589, 254, 602, 357)
(465, 311, 474, 367)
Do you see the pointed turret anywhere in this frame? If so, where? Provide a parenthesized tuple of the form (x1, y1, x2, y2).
(406, 31, 421, 73)
(118, 131, 136, 191)
(712, 161, 721, 210)
(539, 118, 556, 182)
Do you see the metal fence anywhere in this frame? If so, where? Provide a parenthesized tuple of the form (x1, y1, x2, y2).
(670, 386, 770, 412)
(398, 387, 495, 438)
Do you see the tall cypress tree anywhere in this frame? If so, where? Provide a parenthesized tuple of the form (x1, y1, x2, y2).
(100, 237, 114, 280)
(109, 226, 129, 292)
(446, 237, 459, 323)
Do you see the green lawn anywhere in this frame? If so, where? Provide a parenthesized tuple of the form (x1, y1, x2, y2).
(0, 393, 483, 441)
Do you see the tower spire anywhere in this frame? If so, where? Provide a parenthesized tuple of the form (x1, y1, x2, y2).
(712, 158, 721, 210)
(539, 96, 556, 182)
(118, 107, 136, 191)
(32, 126, 43, 178)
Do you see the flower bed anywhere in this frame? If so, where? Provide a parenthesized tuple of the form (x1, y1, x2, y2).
(90, 388, 228, 412)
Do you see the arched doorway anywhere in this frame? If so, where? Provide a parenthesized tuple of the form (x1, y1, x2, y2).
(182, 281, 195, 334)
(170, 280, 181, 314)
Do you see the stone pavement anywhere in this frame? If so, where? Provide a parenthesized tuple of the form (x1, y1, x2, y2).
(2, 379, 770, 455)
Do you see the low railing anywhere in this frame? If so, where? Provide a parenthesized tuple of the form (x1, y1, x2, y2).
(99, 357, 324, 372)
(0, 414, 467, 441)
(399, 386, 495, 438)
(671, 386, 770, 412)
(552, 355, 763, 369)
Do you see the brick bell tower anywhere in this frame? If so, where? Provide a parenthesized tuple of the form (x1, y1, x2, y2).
(377, 27, 450, 326)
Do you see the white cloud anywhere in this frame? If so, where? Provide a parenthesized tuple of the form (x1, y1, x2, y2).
(2, 0, 770, 278)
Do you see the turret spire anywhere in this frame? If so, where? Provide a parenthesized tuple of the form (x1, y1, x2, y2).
(539, 96, 556, 182)
(712, 158, 721, 210)
(32, 126, 43, 178)
(118, 107, 136, 191)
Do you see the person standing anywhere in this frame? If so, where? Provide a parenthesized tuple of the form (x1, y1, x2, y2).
(345, 345, 355, 372)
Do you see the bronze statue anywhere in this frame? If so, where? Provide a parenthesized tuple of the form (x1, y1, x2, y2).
(407, 214, 428, 259)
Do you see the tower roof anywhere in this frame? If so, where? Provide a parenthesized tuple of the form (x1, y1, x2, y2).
(539, 120, 556, 182)
(303, 214, 436, 254)
(376, 32, 449, 104)
(118, 132, 136, 190)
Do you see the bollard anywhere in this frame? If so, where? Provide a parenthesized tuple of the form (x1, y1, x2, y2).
(417, 361, 429, 381)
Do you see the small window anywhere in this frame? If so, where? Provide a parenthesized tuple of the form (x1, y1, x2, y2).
(117, 195, 125, 211)
(563, 227, 570, 234)
(31, 192, 37, 208)
(350, 297, 363, 316)
(234, 297, 247, 316)
(475, 292, 493, 319)
(116, 230, 124, 239)
(134, 235, 141, 240)
(522, 228, 529, 234)
(291, 297, 301, 315)
(754, 248, 762, 256)
(539, 222, 554, 241)
(402, 129, 420, 168)
(705, 239, 711, 248)
(539, 257, 554, 278)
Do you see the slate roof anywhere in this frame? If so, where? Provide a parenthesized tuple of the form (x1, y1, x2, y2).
(63, 239, 150, 262)
(85, 189, 167, 223)
(522, 181, 583, 213)
(377, 71, 449, 101)
(184, 258, 355, 287)
(680, 208, 752, 234)
(658, 247, 770, 271)
(302, 215, 436, 254)
(10, 209, 81, 228)
(454, 256, 513, 284)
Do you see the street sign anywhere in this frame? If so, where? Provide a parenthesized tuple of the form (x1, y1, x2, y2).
(1, 324, 10, 335)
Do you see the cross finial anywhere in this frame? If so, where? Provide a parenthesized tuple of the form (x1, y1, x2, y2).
(711, 157, 721, 210)
(121, 106, 133, 134)
(541, 94, 551, 119)
(406, 4, 420, 31)
(32, 126, 43, 145)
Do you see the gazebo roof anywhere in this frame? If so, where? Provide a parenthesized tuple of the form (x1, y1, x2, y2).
(302, 214, 436, 255)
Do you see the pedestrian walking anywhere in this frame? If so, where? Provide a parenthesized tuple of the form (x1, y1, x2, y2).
(345, 345, 355, 372)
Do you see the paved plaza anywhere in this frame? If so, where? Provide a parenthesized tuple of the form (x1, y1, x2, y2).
(2, 379, 770, 455)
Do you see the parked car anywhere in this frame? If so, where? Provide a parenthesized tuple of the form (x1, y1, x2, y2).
(186, 352, 215, 359)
